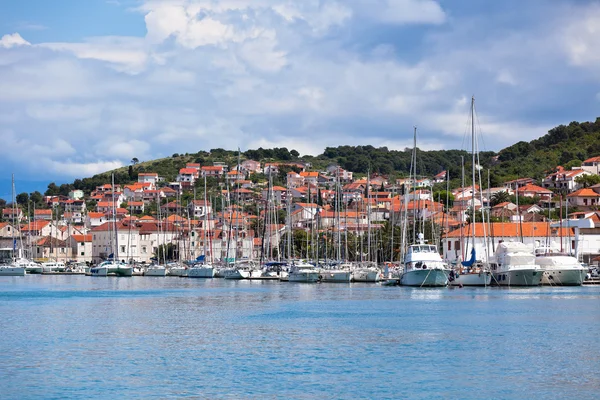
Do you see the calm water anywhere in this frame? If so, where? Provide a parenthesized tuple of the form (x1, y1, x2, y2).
(1, 276, 599, 399)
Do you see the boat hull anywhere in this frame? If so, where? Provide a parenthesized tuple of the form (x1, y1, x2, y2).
(145, 267, 167, 276)
(187, 267, 215, 278)
(223, 269, 250, 279)
(90, 266, 108, 276)
(400, 269, 448, 287)
(541, 269, 586, 286)
(319, 270, 352, 283)
(0, 266, 26, 276)
(449, 271, 492, 286)
(289, 271, 320, 282)
(352, 269, 382, 282)
(169, 267, 188, 277)
(492, 269, 543, 286)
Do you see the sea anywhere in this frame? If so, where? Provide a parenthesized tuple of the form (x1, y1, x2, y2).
(1, 276, 599, 400)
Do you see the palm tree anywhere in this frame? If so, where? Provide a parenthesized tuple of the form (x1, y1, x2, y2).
(490, 191, 510, 207)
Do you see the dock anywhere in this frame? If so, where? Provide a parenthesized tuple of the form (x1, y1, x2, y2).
(583, 278, 600, 285)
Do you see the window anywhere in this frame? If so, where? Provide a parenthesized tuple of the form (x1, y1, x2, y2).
(447, 241, 451, 251)
(455, 241, 460, 251)
(142, 246, 147, 254)
(120, 246, 126, 253)
(81, 252, 85, 256)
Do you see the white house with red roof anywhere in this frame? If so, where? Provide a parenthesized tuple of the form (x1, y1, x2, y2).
(2, 207, 23, 223)
(542, 167, 592, 191)
(34, 209, 53, 221)
(86, 212, 108, 228)
(516, 183, 554, 201)
(138, 172, 160, 185)
(0, 222, 15, 238)
(68, 234, 93, 263)
(241, 159, 261, 173)
(201, 165, 225, 178)
(567, 188, 600, 208)
(177, 168, 199, 189)
(286, 172, 304, 188)
(581, 156, 600, 175)
(300, 171, 319, 186)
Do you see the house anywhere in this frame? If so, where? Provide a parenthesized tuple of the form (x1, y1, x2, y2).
(177, 168, 199, 189)
(504, 177, 535, 190)
(241, 159, 261, 174)
(287, 172, 304, 188)
(300, 171, 319, 186)
(262, 186, 288, 204)
(0, 222, 15, 238)
(86, 212, 107, 228)
(33, 236, 72, 262)
(63, 199, 86, 213)
(542, 167, 591, 191)
(232, 188, 255, 203)
(138, 172, 160, 185)
(2, 207, 23, 222)
(201, 166, 225, 178)
(34, 209, 53, 221)
(127, 201, 145, 214)
(567, 188, 600, 208)
(124, 182, 152, 200)
(188, 200, 213, 219)
(68, 234, 93, 263)
(186, 163, 201, 171)
(516, 184, 553, 201)
(433, 170, 447, 183)
(581, 156, 600, 175)
(227, 170, 245, 181)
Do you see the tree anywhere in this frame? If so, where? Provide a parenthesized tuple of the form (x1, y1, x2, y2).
(131, 157, 139, 165)
(290, 149, 300, 158)
(29, 191, 43, 206)
(490, 191, 511, 206)
(575, 174, 600, 188)
(45, 182, 60, 196)
(16, 192, 29, 205)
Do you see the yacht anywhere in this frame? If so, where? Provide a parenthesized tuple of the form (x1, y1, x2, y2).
(490, 241, 544, 286)
(90, 260, 133, 277)
(187, 264, 215, 278)
(288, 262, 320, 283)
(41, 261, 66, 273)
(15, 258, 43, 274)
(144, 264, 167, 276)
(535, 247, 586, 286)
(0, 263, 26, 276)
(400, 235, 449, 287)
(351, 262, 383, 282)
(319, 264, 352, 283)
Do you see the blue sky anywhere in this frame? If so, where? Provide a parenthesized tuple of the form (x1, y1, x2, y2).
(1, 0, 600, 198)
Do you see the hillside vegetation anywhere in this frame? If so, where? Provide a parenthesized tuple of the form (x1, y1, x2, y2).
(40, 117, 600, 196)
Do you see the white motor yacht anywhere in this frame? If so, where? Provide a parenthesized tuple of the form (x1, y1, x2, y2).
(400, 236, 449, 287)
(490, 241, 544, 286)
(535, 247, 586, 286)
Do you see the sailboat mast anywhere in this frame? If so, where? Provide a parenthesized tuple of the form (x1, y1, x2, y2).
(470, 96, 476, 257)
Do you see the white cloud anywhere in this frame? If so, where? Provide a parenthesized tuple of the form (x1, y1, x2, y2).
(562, 4, 600, 70)
(0, 33, 30, 48)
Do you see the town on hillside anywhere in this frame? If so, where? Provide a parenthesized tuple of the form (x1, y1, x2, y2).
(1, 155, 600, 267)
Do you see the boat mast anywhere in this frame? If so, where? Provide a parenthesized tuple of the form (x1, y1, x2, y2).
(470, 95, 476, 260)
(112, 173, 118, 263)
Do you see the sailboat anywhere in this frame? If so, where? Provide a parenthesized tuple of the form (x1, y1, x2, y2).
(90, 174, 132, 277)
(188, 176, 215, 278)
(1, 175, 26, 276)
(449, 96, 492, 287)
(399, 127, 449, 287)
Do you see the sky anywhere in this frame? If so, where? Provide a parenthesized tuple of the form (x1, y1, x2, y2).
(1, 0, 600, 198)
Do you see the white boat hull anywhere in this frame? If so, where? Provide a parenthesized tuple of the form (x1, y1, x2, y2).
(289, 271, 320, 282)
(223, 269, 250, 279)
(169, 267, 188, 277)
(400, 269, 448, 287)
(0, 266, 26, 276)
(145, 267, 167, 276)
(493, 269, 543, 286)
(541, 269, 586, 286)
(351, 269, 382, 282)
(449, 271, 492, 286)
(319, 270, 352, 283)
(187, 266, 215, 278)
(90, 266, 109, 276)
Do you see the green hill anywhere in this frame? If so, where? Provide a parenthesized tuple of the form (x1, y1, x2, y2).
(40, 117, 600, 197)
